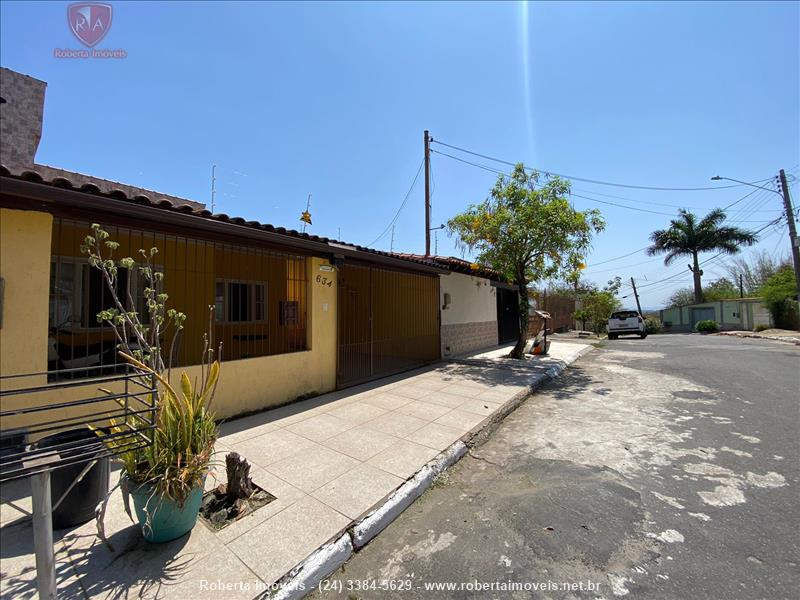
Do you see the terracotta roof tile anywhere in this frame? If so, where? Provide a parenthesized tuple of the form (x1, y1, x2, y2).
(390, 252, 506, 281)
(0, 164, 441, 271)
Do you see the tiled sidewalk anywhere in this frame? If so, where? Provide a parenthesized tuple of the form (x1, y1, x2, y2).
(0, 341, 591, 599)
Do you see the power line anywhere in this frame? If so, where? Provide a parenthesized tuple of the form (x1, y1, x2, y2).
(583, 257, 663, 275)
(431, 139, 772, 192)
(433, 149, 778, 220)
(586, 246, 649, 267)
(723, 185, 768, 211)
(366, 159, 424, 248)
(432, 149, 678, 217)
(571, 185, 780, 212)
(431, 149, 506, 176)
(632, 216, 785, 290)
(570, 192, 675, 216)
(431, 144, 784, 285)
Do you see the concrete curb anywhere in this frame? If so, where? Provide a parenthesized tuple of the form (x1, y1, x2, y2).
(717, 331, 800, 345)
(274, 344, 594, 599)
(351, 441, 468, 550)
(267, 534, 353, 600)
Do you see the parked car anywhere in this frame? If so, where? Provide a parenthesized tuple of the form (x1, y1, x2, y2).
(607, 310, 647, 339)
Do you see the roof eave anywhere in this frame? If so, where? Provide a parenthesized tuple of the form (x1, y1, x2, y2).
(0, 176, 449, 275)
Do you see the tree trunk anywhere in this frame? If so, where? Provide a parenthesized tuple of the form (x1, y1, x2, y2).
(510, 278, 529, 359)
(226, 452, 254, 500)
(692, 252, 704, 303)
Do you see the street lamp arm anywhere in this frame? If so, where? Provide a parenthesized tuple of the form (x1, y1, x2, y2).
(710, 175, 781, 195)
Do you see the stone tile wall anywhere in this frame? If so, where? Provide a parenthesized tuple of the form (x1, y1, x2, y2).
(441, 320, 498, 357)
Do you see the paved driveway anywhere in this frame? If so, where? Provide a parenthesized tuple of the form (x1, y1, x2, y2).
(316, 334, 799, 599)
(0, 342, 588, 600)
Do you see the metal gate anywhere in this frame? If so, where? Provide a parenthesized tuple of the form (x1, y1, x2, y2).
(337, 263, 440, 388)
(690, 306, 716, 329)
(496, 287, 520, 344)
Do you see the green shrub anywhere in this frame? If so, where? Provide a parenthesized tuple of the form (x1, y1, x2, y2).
(760, 266, 798, 328)
(753, 324, 771, 332)
(644, 317, 662, 334)
(695, 319, 720, 333)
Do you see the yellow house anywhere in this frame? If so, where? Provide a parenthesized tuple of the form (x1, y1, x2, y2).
(0, 169, 444, 428)
(0, 68, 443, 440)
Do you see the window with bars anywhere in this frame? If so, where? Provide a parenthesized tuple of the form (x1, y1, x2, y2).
(214, 281, 267, 323)
(48, 218, 309, 374)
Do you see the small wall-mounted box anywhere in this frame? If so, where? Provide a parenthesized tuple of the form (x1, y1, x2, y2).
(442, 292, 451, 310)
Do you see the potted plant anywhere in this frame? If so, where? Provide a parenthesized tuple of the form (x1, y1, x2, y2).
(81, 224, 220, 543)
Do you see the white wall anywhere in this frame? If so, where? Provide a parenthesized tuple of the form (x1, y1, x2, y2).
(440, 272, 496, 325)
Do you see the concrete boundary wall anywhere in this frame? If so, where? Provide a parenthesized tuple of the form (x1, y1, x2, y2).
(440, 272, 498, 357)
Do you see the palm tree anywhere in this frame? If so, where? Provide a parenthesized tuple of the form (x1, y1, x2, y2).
(647, 209, 757, 303)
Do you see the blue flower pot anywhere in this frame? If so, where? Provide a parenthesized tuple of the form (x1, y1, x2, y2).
(127, 477, 205, 543)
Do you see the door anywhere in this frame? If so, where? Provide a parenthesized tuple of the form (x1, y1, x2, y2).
(496, 287, 520, 344)
(337, 263, 440, 388)
(690, 307, 716, 329)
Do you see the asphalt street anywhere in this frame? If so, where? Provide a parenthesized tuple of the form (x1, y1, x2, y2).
(314, 334, 799, 599)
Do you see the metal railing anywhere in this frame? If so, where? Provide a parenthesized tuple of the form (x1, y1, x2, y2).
(0, 362, 157, 481)
(0, 363, 157, 599)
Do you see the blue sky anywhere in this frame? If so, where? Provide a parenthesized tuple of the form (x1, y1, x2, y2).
(1, 1, 798, 308)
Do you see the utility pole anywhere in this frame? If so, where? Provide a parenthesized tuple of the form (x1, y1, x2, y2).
(630, 277, 643, 315)
(739, 274, 744, 299)
(778, 169, 800, 299)
(337, 227, 341, 240)
(434, 230, 438, 255)
(211, 164, 217, 213)
(424, 130, 431, 257)
(390, 225, 395, 252)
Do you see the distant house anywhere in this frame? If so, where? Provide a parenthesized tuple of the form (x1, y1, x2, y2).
(660, 298, 772, 332)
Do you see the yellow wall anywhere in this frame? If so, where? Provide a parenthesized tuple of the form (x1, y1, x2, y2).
(0, 208, 52, 377)
(1, 233, 337, 432)
(181, 256, 337, 419)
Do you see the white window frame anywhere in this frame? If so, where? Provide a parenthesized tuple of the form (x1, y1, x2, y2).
(214, 279, 268, 324)
(50, 256, 158, 331)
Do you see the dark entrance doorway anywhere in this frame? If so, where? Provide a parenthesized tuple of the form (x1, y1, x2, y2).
(496, 287, 520, 344)
(337, 263, 440, 388)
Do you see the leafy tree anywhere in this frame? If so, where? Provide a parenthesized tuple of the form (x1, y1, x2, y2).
(725, 250, 790, 295)
(582, 290, 622, 333)
(539, 279, 596, 298)
(703, 278, 740, 301)
(760, 266, 798, 327)
(579, 278, 623, 333)
(573, 308, 590, 331)
(667, 287, 696, 308)
(647, 209, 757, 303)
(448, 164, 604, 358)
(667, 278, 740, 307)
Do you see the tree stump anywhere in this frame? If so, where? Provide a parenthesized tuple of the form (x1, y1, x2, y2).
(226, 452, 254, 500)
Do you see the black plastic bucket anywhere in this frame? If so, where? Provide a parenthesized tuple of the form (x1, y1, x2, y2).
(38, 427, 110, 529)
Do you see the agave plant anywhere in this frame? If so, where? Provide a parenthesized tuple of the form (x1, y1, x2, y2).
(94, 352, 218, 503)
(81, 225, 221, 543)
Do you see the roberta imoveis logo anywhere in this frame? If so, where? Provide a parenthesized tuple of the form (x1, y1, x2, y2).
(54, 2, 127, 59)
(68, 3, 112, 47)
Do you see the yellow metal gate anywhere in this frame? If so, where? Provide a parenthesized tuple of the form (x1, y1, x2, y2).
(337, 263, 440, 388)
